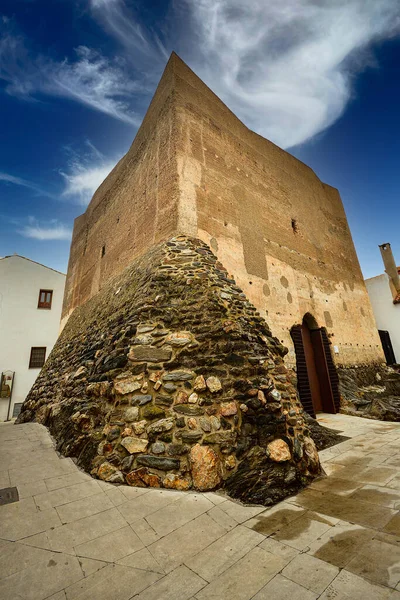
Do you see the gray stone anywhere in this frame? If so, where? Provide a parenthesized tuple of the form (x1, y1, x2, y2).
(269, 389, 281, 402)
(210, 416, 221, 430)
(194, 375, 207, 392)
(107, 427, 120, 441)
(131, 395, 153, 406)
(136, 456, 180, 471)
(174, 405, 204, 416)
(151, 442, 166, 454)
(180, 431, 203, 443)
(204, 431, 236, 444)
(147, 418, 175, 434)
(114, 377, 142, 395)
(106, 471, 125, 484)
(155, 394, 174, 406)
(121, 455, 135, 472)
(199, 417, 212, 432)
(72, 366, 87, 379)
(133, 334, 154, 345)
(163, 370, 196, 381)
(129, 345, 172, 362)
(163, 383, 177, 392)
(168, 443, 189, 455)
(153, 329, 170, 337)
(125, 407, 139, 422)
(136, 324, 156, 333)
(206, 376, 222, 393)
(120, 437, 149, 454)
(132, 420, 147, 435)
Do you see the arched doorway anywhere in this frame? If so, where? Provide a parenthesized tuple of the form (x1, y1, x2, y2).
(290, 314, 340, 417)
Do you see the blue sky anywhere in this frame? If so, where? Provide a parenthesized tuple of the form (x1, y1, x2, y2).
(0, 0, 399, 278)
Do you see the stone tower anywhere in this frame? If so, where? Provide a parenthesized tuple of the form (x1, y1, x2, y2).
(62, 53, 383, 374)
(17, 53, 387, 499)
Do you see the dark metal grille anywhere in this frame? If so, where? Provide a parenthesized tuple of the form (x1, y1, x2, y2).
(291, 325, 315, 418)
(29, 347, 46, 368)
(0, 487, 19, 506)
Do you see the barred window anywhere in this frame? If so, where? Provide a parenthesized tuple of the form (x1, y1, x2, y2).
(29, 347, 46, 368)
(38, 290, 53, 309)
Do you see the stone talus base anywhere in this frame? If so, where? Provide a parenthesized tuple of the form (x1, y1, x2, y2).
(338, 365, 400, 421)
(18, 236, 321, 504)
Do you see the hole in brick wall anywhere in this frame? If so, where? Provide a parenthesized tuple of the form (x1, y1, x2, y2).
(291, 218, 298, 233)
(101, 245, 106, 258)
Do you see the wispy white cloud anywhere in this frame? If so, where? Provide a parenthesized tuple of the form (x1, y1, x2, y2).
(0, 171, 32, 188)
(0, 24, 143, 125)
(47, 46, 143, 125)
(89, 0, 400, 148)
(91, 0, 169, 63)
(0, 171, 54, 198)
(60, 142, 117, 205)
(1, 1, 400, 149)
(17, 217, 72, 241)
(178, 0, 400, 148)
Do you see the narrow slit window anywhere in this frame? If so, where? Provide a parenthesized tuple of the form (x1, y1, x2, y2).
(38, 289, 53, 309)
(101, 245, 106, 257)
(29, 347, 46, 368)
(291, 219, 298, 233)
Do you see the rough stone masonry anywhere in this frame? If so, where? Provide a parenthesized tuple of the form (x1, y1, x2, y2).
(18, 237, 321, 503)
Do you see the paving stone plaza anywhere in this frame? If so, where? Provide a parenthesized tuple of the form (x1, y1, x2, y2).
(2, 414, 400, 599)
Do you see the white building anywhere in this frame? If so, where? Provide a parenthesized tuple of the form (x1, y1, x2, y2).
(0, 255, 66, 421)
(365, 243, 400, 366)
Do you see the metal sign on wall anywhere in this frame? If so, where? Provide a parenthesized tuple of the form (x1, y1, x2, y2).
(1, 371, 14, 398)
(1, 371, 15, 421)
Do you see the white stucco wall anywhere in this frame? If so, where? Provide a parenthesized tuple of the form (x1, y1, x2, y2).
(365, 273, 400, 364)
(0, 256, 66, 421)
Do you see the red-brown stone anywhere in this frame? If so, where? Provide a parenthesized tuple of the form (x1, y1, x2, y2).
(190, 444, 221, 491)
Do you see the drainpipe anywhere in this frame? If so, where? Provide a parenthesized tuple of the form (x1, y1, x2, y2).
(379, 243, 400, 293)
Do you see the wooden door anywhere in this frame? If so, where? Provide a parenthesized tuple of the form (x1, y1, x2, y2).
(310, 329, 336, 413)
(291, 323, 339, 415)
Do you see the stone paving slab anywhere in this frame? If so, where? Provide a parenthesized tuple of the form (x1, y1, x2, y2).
(195, 546, 287, 600)
(2, 414, 400, 599)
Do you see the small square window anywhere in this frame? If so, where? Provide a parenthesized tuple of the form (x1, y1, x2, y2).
(29, 347, 46, 369)
(38, 289, 53, 309)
